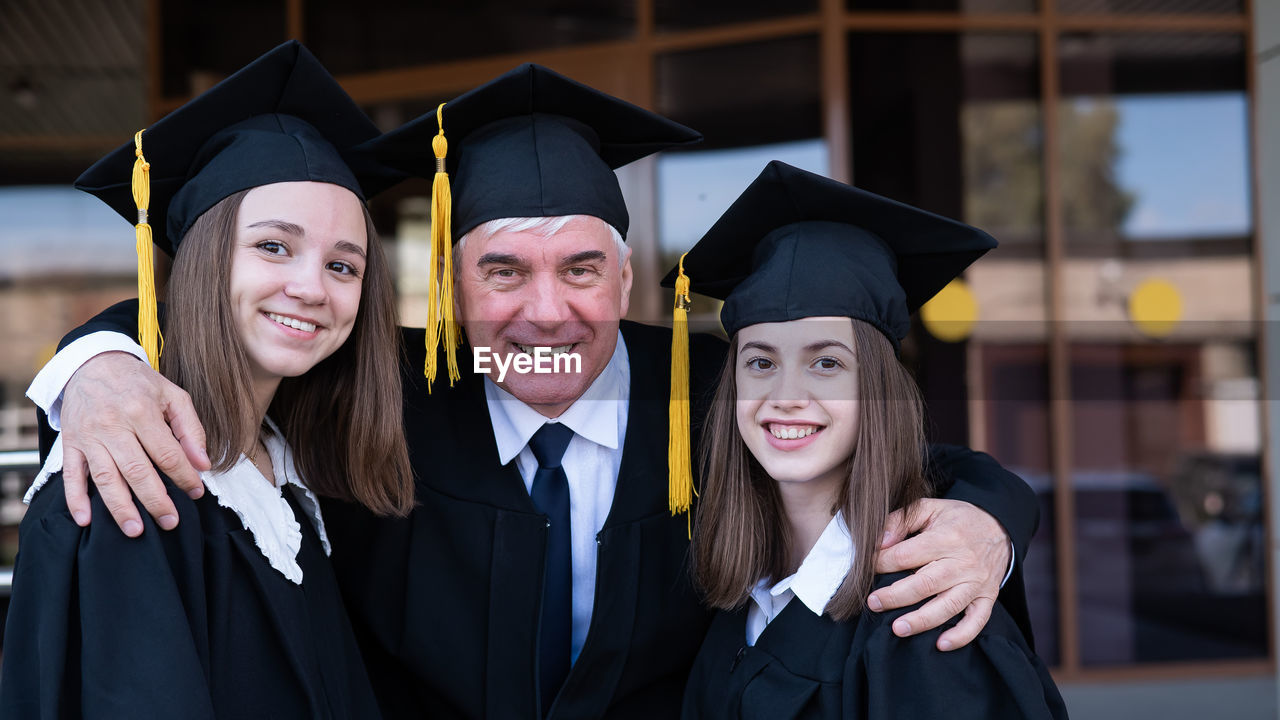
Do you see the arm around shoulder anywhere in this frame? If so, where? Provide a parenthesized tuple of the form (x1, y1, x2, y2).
(928, 444, 1038, 565)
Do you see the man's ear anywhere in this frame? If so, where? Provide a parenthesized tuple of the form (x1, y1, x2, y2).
(618, 245, 634, 319)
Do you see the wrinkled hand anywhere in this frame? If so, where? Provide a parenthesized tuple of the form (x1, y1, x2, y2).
(61, 352, 210, 536)
(866, 498, 1010, 651)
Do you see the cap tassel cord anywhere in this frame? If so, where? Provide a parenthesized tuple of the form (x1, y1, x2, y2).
(427, 103, 461, 389)
(132, 130, 162, 370)
(669, 253, 695, 532)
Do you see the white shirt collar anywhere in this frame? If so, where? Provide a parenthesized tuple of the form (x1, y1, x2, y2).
(750, 512, 855, 618)
(200, 417, 331, 585)
(484, 331, 628, 464)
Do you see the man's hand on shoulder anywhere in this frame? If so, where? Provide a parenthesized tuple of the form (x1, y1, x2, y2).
(866, 498, 1010, 651)
(61, 352, 210, 536)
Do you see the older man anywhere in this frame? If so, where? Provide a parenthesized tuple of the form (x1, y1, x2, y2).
(31, 65, 1034, 719)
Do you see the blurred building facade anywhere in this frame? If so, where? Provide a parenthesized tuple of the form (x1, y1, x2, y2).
(0, 0, 1274, 716)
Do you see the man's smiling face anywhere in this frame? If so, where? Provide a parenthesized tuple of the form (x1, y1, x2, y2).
(454, 215, 633, 417)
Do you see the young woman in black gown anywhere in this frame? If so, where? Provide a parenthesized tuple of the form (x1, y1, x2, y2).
(1, 42, 413, 719)
(676, 161, 1068, 720)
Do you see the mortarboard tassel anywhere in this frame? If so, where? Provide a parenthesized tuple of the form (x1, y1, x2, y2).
(669, 253, 694, 532)
(132, 130, 163, 370)
(426, 103, 461, 389)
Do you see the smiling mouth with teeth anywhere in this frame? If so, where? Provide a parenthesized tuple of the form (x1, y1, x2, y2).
(513, 343, 575, 356)
(267, 312, 317, 333)
(767, 424, 822, 440)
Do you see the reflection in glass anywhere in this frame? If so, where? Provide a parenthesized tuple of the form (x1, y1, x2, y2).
(1070, 343, 1266, 665)
(656, 139, 827, 260)
(1056, 34, 1253, 339)
(1057, 33, 1249, 251)
(850, 33, 1042, 440)
(979, 344, 1058, 665)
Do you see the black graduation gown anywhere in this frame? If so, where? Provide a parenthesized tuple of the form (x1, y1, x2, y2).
(0, 472, 383, 720)
(51, 301, 1043, 720)
(682, 573, 1068, 720)
(321, 321, 728, 719)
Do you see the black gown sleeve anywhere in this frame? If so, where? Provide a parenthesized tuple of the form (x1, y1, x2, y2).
(926, 443, 1039, 645)
(928, 443, 1038, 568)
(851, 580, 1068, 720)
(0, 474, 217, 719)
(56, 298, 143, 351)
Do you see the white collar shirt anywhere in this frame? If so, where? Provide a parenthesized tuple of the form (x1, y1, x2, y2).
(745, 512, 855, 647)
(483, 331, 630, 662)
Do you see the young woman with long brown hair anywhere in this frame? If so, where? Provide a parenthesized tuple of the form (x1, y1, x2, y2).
(676, 162, 1066, 719)
(1, 42, 412, 718)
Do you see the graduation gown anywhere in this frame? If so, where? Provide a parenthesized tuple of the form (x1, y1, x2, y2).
(682, 573, 1067, 720)
(50, 302, 1042, 720)
(0, 472, 382, 720)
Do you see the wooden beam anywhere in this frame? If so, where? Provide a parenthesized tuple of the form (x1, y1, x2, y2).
(651, 15, 821, 53)
(287, 0, 304, 42)
(1040, 6, 1082, 676)
(335, 41, 651, 106)
(821, 0, 851, 184)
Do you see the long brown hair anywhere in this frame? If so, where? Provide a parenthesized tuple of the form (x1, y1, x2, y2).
(691, 318, 929, 621)
(161, 188, 414, 516)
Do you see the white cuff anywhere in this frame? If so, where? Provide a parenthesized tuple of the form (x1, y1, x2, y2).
(26, 331, 147, 431)
(1001, 540, 1016, 588)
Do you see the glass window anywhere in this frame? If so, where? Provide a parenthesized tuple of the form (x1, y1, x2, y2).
(979, 343, 1058, 665)
(849, 32, 1044, 441)
(1058, 34, 1250, 253)
(657, 139, 828, 263)
(1070, 343, 1266, 664)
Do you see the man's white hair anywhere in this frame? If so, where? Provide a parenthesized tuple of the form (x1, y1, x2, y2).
(455, 215, 627, 269)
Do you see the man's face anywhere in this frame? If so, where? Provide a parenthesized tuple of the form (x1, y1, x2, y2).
(455, 216, 633, 417)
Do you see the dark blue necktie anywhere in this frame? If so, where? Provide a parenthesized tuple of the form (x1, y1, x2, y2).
(528, 422, 574, 717)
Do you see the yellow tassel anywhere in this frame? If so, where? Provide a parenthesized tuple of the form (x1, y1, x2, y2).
(426, 103, 461, 389)
(669, 252, 694, 523)
(132, 130, 163, 370)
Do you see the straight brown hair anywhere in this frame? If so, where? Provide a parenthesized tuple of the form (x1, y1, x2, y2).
(161, 188, 414, 516)
(691, 319, 929, 621)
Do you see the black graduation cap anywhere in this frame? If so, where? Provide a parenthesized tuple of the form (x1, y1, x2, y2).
(75, 39, 398, 256)
(72, 40, 398, 370)
(661, 160, 998, 352)
(356, 62, 701, 388)
(357, 63, 702, 239)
